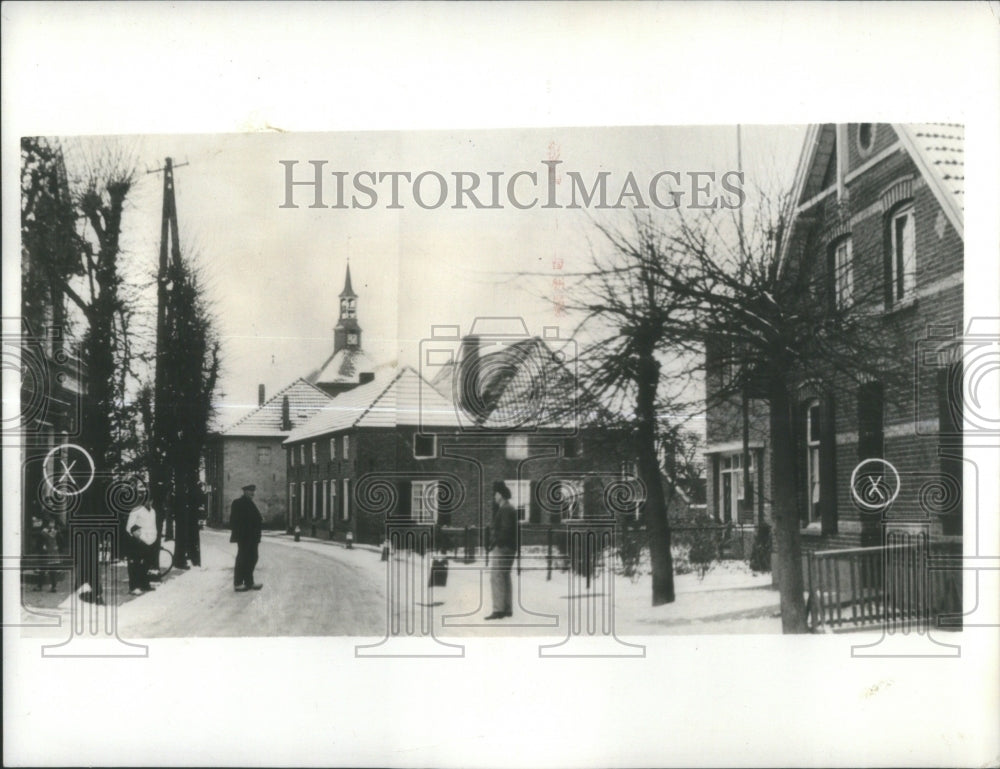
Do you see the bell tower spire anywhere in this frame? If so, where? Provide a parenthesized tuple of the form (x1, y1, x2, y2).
(333, 260, 361, 353)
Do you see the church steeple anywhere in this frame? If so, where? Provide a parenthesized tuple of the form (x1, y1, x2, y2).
(334, 261, 361, 353)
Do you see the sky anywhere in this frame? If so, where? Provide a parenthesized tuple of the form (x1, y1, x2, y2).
(58, 125, 808, 429)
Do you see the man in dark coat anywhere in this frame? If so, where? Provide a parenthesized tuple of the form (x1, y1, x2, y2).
(230, 484, 263, 592)
(486, 480, 517, 620)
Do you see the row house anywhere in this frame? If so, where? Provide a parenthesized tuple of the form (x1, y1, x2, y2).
(704, 123, 964, 552)
(284, 325, 638, 546)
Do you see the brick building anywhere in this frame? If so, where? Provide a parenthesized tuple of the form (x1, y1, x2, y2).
(284, 326, 638, 545)
(205, 377, 334, 527)
(704, 123, 964, 552)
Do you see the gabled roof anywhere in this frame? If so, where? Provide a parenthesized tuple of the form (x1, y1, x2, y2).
(430, 336, 577, 430)
(221, 378, 332, 437)
(307, 347, 376, 387)
(284, 366, 461, 443)
(782, 122, 964, 268)
(894, 123, 964, 237)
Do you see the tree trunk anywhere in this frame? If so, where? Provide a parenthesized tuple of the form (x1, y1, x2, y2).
(636, 346, 674, 605)
(769, 377, 808, 633)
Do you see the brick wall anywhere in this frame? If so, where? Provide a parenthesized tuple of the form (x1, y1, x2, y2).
(703, 125, 963, 551)
(216, 436, 288, 527)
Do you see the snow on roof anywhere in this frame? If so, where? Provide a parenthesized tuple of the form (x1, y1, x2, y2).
(221, 378, 332, 437)
(307, 348, 376, 386)
(894, 123, 964, 237)
(430, 337, 578, 430)
(284, 366, 461, 443)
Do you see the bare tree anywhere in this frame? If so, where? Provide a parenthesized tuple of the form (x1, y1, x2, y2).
(557, 217, 705, 606)
(583, 190, 903, 632)
(21, 137, 141, 599)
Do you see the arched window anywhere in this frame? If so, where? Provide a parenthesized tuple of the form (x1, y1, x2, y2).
(887, 203, 916, 305)
(805, 400, 822, 524)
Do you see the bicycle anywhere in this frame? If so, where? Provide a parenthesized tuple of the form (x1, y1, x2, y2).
(156, 540, 175, 579)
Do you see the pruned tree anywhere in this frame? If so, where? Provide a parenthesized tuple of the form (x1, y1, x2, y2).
(556, 217, 704, 606)
(21, 137, 141, 599)
(585, 186, 904, 632)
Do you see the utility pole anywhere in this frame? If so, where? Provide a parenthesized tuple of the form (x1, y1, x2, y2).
(147, 158, 187, 554)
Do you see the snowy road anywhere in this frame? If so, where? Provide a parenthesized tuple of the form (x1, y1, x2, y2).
(115, 529, 387, 637)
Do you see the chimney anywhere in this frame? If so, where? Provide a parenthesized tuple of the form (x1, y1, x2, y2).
(457, 335, 485, 422)
(258, 384, 266, 406)
(280, 395, 291, 431)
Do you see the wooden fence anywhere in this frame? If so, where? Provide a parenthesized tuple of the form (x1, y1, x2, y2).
(806, 534, 962, 633)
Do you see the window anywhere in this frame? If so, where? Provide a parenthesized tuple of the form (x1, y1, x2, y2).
(342, 479, 351, 520)
(889, 205, 916, 304)
(329, 482, 337, 525)
(299, 481, 306, 519)
(411, 480, 440, 522)
(289, 483, 296, 516)
(299, 444, 305, 466)
(329, 437, 337, 459)
(321, 480, 328, 519)
(832, 237, 853, 310)
(288, 447, 294, 467)
(857, 381, 884, 460)
(857, 123, 875, 155)
(342, 297, 356, 319)
(312, 481, 318, 518)
(558, 480, 585, 520)
(719, 453, 756, 524)
(311, 442, 317, 464)
(413, 434, 436, 459)
(342, 434, 350, 459)
(505, 480, 532, 522)
(505, 434, 529, 460)
(805, 401, 822, 523)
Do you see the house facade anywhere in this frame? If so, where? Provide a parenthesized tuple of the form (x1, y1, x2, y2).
(284, 330, 638, 546)
(704, 123, 964, 552)
(205, 378, 334, 528)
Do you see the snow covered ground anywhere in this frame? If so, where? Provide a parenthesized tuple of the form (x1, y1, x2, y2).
(264, 531, 784, 636)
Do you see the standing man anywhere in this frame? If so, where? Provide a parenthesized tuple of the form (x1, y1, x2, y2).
(230, 484, 263, 592)
(486, 480, 517, 620)
(125, 500, 158, 595)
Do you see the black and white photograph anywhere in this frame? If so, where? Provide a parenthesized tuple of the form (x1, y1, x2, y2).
(3, 3, 998, 767)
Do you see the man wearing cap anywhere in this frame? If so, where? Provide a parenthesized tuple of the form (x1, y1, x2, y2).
(486, 480, 517, 620)
(230, 484, 263, 592)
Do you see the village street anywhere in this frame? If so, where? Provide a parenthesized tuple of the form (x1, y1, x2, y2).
(107, 529, 784, 639)
(20, 528, 787, 640)
(113, 529, 388, 637)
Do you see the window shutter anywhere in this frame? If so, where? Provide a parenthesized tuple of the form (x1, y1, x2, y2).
(857, 381, 884, 460)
